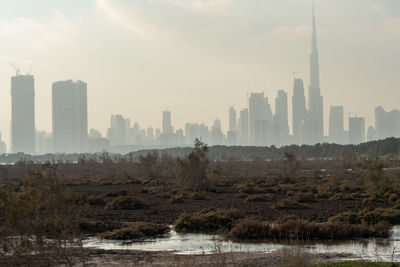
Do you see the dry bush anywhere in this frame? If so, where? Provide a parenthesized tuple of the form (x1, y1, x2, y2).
(293, 192, 315, 203)
(329, 207, 400, 226)
(0, 172, 85, 266)
(329, 192, 355, 201)
(174, 208, 244, 233)
(271, 198, 310, 210)
(79, 220, 109, 235)
(138, 188, 149, 194)
(87, 195, 106, 206)
(236, 192, 248, 199)
(244, 194, 274, 203)
(104, 195, 148, 210)
(239, 186, 255, 194)
(177, 139, 210, 191)
(169, 191, 186, 204)
(100, 222, 170, 240)
(229, 217, 390, 241)
(228, 218, 271, 240)
(388, 193, 399, 202)
(104, 190, 128, 197)
(190, 191, 207, 200)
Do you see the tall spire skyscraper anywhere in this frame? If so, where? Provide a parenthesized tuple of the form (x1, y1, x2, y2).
(308, 1, 324, 143)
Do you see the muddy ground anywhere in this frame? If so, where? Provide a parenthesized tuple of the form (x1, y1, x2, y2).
(80, 249, 350, 267)
(69, 182, 391, 227)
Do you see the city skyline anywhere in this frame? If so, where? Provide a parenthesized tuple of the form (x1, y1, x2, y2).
(0, 1, 399, 151)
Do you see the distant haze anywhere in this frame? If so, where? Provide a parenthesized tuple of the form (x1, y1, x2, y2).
(0, 0, 399, 144)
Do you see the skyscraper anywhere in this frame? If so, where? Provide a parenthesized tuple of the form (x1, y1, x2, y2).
(329, 106, 344, 144)
(162, 110, 173, 134)
(52, 80, 88, 153)
(229, 107, 237, 132)
(0, 132, 7, 154)
(249, 93, 272, 145)
(367, 126, 377, 142)
(210, 119, 224, 145)
(227, 107, 237, 145)
(375, 106, 400, 140)
(160, 110, 177, 146)
(308, 4, 324, 143)
(238, 108, 249, 145)
(292, 79, 306, 144)
(11, 74, 35, 154)
(275, 90, 289, 145)
(107, 114, 126, 146)
(349, 116, 365, 145)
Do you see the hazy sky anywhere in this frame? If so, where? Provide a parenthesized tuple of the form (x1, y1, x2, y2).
(0, 0, 399, 144)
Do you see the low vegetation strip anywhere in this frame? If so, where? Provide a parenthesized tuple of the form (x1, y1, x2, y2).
(313, 262, 400, 267)
(174, 208, 245, 233)
(104, 195, 148, 210)
(100, 222, 170, 240)
(329, 207, 400, 225)
(228, 218, 390, 241)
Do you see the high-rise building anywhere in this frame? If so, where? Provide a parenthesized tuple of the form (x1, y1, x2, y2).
(35, 131, 53, 154)
(308, 5, 324, 143)
(329, 106, 344, 144)
(292, 79, 306, 144)
(367, 126, 377, 142)
(227, 107, 237, 145)
(255, 120, 279, 147)
(349, 116, 365, 145)
(375, 106, 400, 140)
(160, 110, 177, 146)
(185, 123, 209, 145)
(0, 132, 7, 154)
(275, 90, 289, 145)
(107, 115, 126, 146)
(229, 107, 237, 132)
(147, 127, 155, 142)
(52, 80, 88, 153)
(162, 110, 173, 134)
(238, 108, 249, 145)
(301, 114, 315, 145)
(210, 119, 224, 145)
(249, 93, 273, 145)
(11, 74, 35, 154)
(89, 128, 103, 139)
(124, 118, 131, 144)
(155, 128, 161, 142)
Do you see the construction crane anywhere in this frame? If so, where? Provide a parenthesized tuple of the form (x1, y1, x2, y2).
(9, 62, 21, 76)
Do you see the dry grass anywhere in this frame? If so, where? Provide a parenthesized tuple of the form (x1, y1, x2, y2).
(271, 198, 311, 210)
(174, 208, 245, 233)
(228, 217, 390, 241)
(100, 222, 170, 240)
(104, 195, 148, 210)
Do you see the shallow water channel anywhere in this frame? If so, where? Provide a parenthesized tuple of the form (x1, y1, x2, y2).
(84, 226, 400, 261)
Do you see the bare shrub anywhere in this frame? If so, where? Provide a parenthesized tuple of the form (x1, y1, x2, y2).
(271, 198, 310, 210)
(177, 139, 210, 191)
(104, 195, 148, 210)
(0, 170, 84, 266)
(244, 194, 274, 203)
(174, 208, 244, 233)
(293, 192, 315, 203)
(104, 190, 128, 197)
(100, 222, 170, 240)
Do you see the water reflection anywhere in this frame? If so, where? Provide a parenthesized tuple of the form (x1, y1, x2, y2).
(83, 226, 400, 261)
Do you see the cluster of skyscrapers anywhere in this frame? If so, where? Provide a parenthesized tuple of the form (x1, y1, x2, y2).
(1, 7, 399, 155)
(5, 73, 88, 155)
